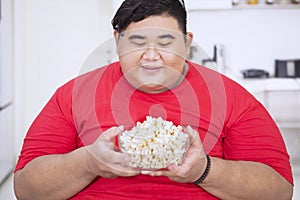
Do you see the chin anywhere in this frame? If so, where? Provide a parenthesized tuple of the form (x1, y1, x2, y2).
(137, 76, 165, 87)
(138, 83, 167, 93)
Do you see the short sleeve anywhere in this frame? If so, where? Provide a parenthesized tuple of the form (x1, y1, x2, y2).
(15, 80, 77, 172)
(223, 80, 293, 185)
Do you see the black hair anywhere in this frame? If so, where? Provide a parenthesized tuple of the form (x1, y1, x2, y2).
(111, 0, 187, 34)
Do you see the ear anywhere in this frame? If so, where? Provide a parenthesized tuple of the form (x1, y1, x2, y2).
(185, 32, 194, 57)
(113, 30, 119, 55)
(113, 30, 119, 43)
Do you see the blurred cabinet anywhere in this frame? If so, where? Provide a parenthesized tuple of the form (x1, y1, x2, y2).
(240, 78, 300, 127)
(265, 90, 300, 127)
(252, 79, 300, 128)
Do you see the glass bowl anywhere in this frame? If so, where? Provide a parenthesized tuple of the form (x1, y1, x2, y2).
(118, 116, 190, 170)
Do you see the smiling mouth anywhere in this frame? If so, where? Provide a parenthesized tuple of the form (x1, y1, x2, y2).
(140, 64, 163, 72)
(142, 66, 162, 70)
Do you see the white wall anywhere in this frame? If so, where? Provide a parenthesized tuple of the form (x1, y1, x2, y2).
(188, 9, 300, 75)
(13, 1, 300, 156)
(13, 0, 115, 156)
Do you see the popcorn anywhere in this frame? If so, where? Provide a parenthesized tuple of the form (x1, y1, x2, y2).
(119, 116, 189, 169)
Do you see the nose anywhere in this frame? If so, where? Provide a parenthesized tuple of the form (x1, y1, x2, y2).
(142, 44, 160, 60)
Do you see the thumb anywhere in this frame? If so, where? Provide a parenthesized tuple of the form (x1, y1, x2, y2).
(185, 125, 201, 149)
(100, 126, 124, 142)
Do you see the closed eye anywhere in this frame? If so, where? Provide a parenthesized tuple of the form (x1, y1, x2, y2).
(158, 34, 175, 48)
(128, 35, 146, 46)
(131, 41, 146, 46)
(158, 42, 172, 47)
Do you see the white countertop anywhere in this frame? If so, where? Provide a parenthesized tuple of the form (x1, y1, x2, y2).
(225, 70, 300, 94)
(242, 78, 300, 93)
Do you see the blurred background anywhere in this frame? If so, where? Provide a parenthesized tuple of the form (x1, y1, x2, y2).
(0, 0, 299, 199)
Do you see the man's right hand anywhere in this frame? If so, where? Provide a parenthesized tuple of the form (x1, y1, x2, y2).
(85, 126, 141, 178)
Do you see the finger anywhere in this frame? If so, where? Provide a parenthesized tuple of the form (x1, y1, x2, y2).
(143, 166, 181, 177)
(141, 170, 170, 177)
(100, 126, 124, 142)
(85, 145, 140, 177)
(141, 166, 192, 183)
(185, 126, 204, 153)
(183, 126, 202, 160)
(106, 150, 129, 165)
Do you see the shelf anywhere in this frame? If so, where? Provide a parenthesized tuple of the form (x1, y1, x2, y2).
(233, 3, 300, 9)
(187, 2, 300, 11)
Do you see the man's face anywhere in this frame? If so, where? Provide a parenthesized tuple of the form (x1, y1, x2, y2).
(115, 16, 193, 93)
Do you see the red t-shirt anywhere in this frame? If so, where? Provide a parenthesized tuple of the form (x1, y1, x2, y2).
(15, 61, 293, 199)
